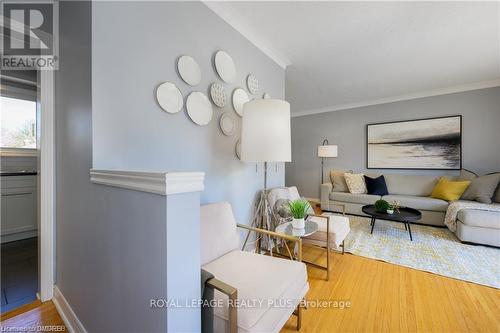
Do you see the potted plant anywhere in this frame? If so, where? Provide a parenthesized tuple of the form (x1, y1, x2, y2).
(374, 199, 390, 213)
(288, 199, 310, 229)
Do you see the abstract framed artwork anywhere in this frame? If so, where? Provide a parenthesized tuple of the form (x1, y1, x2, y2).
(367, 115, 462, 170)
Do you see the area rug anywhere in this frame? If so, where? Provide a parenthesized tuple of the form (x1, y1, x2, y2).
(324, 214, 500, 289)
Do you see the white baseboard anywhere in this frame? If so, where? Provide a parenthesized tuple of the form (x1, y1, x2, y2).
(53, 286, 87, 333)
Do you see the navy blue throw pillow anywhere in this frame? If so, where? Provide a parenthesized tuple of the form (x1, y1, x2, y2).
(364, 175, 389, 195)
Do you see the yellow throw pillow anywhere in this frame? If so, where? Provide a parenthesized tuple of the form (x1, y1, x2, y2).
(431, 177, 471, 201)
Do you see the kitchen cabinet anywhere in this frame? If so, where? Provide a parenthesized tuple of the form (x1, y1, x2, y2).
(1, 175, 37, 243)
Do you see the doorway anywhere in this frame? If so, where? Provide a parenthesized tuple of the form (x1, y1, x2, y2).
(0, 71, 40, 313)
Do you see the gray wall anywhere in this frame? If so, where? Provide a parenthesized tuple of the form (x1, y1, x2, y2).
(92, 1, 286, 226)
(286, 87, 500, 198)
(56, 1, 286, 331)
(56, 2, 175, 331)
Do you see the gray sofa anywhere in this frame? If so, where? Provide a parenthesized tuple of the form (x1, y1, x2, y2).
(320, 173, 500, 247)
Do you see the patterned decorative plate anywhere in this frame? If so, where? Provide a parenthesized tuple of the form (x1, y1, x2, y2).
(247, 74, 259, 94)
(210, 83, 227, 108)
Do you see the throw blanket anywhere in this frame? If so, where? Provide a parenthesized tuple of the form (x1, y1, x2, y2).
(444, 200, 500, 232)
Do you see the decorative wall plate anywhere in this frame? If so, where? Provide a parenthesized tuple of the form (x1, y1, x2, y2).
(210, 83, 227, 108)
(177, 55, 201, 86)
(247, 74, 259, 94)
(235, 139, 242, 160)
(232, 88, 249, 117)
(186, 92, 213, 126)
(156, 82, 183, 114)
(263, 92, 271, 99)
(214, 50, 236, 83)
(219, 113, 236, 136)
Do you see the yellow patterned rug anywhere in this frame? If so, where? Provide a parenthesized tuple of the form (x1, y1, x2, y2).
(327, 214, 500, 289)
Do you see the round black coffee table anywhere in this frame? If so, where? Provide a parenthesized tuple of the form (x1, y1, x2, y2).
(361, 205, 422, 241)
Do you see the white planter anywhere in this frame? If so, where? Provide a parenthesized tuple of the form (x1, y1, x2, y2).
(386, 209, 394, 214)
(292, 218, 305, 229)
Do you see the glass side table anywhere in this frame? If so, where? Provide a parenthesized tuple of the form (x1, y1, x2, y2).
(276, 218, 331, 280)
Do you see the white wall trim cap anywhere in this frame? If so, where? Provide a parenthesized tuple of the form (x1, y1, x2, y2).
(292, 79, 500, 117)
(203, 1, 291, 69)
(53, 286, 87, 333)
(89, 169, 205, 195)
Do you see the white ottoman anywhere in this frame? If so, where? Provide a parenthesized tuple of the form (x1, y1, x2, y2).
(304, 215, 350, 253)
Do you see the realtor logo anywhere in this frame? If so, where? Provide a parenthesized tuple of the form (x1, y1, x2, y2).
(1, 1, 59, 70)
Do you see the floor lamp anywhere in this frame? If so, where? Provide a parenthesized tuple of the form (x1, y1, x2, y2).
(318, 140, 338, 184)
(240, 99, 291, 252)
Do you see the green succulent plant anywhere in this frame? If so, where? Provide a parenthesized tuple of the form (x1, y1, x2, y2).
(287, 199, 311, 219)
(374, 199, 390, 213)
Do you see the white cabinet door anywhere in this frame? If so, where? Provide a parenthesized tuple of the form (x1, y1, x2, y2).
(1, 176, 37, 242)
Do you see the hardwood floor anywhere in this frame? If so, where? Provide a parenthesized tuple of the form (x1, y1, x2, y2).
(281, 245, 500, 333)
(0, 300, 66, 331)
(1, 242, 498, 332)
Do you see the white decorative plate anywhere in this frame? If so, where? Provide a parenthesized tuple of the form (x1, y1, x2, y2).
(214, 50, 236, 83)
(247, 74, 259, 94)
(235, 139, 242, 160)
(210, 83, 227, 108)
(232, 88, 250, 117)
(186, 92, 213, 126)
(263, 92, 271, 99)
(219, 113, 236, 136)
(177, 55, 201, 86)
(156, 82, 183, 114)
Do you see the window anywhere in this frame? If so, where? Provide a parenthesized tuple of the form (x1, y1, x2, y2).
(1, 96, 37, 149)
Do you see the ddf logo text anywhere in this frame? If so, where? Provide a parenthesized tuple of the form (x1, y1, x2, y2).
(1, 2, 58, 70)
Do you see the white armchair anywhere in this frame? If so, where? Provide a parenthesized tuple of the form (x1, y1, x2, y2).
(201, 202, 309, 333)
(268, 186, 350, 253)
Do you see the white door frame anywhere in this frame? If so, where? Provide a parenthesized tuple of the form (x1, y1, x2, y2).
(39, 69, 55, 301)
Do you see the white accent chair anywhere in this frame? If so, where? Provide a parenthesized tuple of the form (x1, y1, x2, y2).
(201, 202, 309, 333)
(269, 186, 350, 253)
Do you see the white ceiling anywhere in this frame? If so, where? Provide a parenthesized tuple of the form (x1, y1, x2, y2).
(205, 1, 500, 115)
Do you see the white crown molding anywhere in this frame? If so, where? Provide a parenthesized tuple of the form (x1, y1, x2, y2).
(292, 79, 500, 117)
(203, 1, 291, 69)
(89, 169, 205, 195)
(53, 286, 88, 333)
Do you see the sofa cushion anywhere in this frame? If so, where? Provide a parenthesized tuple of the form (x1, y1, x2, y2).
(384, 174, 440, 196)
(457, 209, 500, 229)
(431, 177, 471, 201)
(461, 172, 500, 204)
(494, 184, 500, 203)
(330, 169, 352, 192)
(382, 194, 449, 212)
(458, 169, 478, 181)
(200, 202, 240, 265)
(203, 250, 308, 331)
(330, 192, 381, 204)
(364, 175, 389, 195)
(344, 173, 367, 194)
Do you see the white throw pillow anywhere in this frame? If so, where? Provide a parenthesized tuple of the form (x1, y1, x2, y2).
(344, 173, 367, 194)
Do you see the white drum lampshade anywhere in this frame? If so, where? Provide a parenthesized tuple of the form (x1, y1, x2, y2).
(241, 99, 291, 162)
(318, 145, 338, 158)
